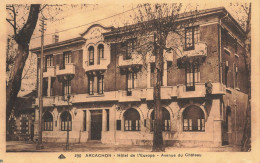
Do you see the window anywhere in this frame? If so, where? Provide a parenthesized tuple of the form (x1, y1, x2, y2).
(97, 44, 104, 64)
(97, 75, 104, 94)
(124, 38, 137, 60)
(186, 65, 200, 91)
(127, 72, 137, 96)
(63, 80, 71, 95)
(88, 46, 94, 65)
(50, 78, 55, 96)
(234, 65, 238, 88)
(43, 112, 53, 131)
(224, 62, 229, 87)
(151, 108, 171, 131)
(43, 78, 48, 96)
(83, 110, 86, 131)
(88, 75, 94, 95)
(64, 51, 72, 64)
(183, 105, 205, 131)
(124, 108, 140, 131)
(106, 109, 109, 131)
(61, 111, 72, 131)
(46, 55, 54, 67)
(185, 26, 200, 50)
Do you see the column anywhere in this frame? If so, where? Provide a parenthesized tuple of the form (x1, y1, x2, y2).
(163, 61, 167, 86)
(94, 75, 98, 94)
(147, 63, 151, 88)
(87, 110, 91, 140)
(102, 109, 107, 143)
(47, 76, 51, 96)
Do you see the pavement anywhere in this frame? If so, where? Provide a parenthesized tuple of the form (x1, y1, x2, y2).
(6, 141, 242, 152)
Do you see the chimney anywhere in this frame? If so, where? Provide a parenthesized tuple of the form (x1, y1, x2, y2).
(52, 31, 59, 43)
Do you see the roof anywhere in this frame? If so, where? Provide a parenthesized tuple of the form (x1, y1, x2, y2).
(80, 24, 114, 36)
(30, 7, 246, 53)
(14, 90, 37, 111)
(103, 7, 245, 37)
(30, 37, 86, 53)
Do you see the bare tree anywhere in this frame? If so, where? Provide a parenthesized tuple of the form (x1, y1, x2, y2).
(106, 3, 198, 151)
(6, 4, 95, 122)
(240, 3, 251, 152)
(6, 4, 41, 122)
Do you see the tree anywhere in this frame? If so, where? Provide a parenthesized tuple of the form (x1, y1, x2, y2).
(106, 3, 197, 151)
(6, 4, 41, 123)
(240, 3, 251, 152)
(6, 4, 94, 123)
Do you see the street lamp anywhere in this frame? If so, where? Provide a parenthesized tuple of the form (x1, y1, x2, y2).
(65, 87, 71, 150)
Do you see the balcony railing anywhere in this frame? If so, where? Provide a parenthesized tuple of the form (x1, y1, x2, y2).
(177, 42, 207, 59)
(43, 66, 55, 78)
(34, 82, 226, 107)
(147, 52, 173, 63)
(85, 58, 108, 72)
(177, 82, 225, 99)
(56, 63, 75, 76)
(118, 53, 143, 67)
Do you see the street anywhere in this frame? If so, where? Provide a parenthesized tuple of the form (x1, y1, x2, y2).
(6, 141, 242, 152)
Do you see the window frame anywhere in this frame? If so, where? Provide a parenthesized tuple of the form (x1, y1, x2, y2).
(183, 106, 205, 132)
(46, 54, 54, 67)
(126, 72, 137, 96)
(124, 38, 137, 60)
(150, 108, 171, 132)
(185, 65, 200, 91)
(97, 44, 104, 65)
(184, 26, 200, 51)
(124, 108, 140, 131)
(63, 80, 71, 96)
(88, 75, 94, 95)
(60, 111, 72, 131)
(88, 46, 94, 66)
(43, 112, 53, 131)
(97, 75, 104, 94)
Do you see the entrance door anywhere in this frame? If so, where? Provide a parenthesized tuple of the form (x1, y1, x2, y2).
(91, 110, 102, 140)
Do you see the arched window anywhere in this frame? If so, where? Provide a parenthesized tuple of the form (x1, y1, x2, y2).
(124, 108, 140, 131)
(151, 107, 171, 131)
(88, 46, 94, 65)
(60, 111, 72, 131)
(97, 44, 104, 64)
(43, 112, 53, 131)
(183, 105, 205, 131)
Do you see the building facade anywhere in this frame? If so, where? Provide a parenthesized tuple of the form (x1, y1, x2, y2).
(7, 91, 36, 141)
(31, 7, 249, 147)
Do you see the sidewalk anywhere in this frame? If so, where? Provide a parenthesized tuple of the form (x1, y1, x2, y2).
(6, 141, 242, 152)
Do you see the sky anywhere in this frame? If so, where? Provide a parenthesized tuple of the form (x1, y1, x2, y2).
(11, 3, 249, 97)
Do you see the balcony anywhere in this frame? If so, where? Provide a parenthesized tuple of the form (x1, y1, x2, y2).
(117, 87, 177, 102)
(72, 91, 118, 103)
(118, 89, 147, 102)
(35, 96, 55, 107)
(177, 82, 226, 99)
(118, 53, 143, 68)
(56, 63, 75, 77)
(177, 42, 207, 68)
(85, 58, 109, 73)
(43, 66, 56, 78)
(147, 52, 173, 63)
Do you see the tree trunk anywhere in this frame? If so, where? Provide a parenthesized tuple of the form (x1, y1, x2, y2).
(6, 5, 40, 121)
(241, 3, 251, 151)
(152, 32, 166, 152)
